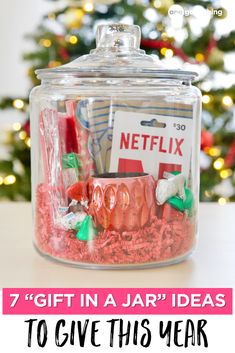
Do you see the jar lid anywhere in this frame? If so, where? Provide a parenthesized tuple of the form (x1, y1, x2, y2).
(36, 23, 197, 81)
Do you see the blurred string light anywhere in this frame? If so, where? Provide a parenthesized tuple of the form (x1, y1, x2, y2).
(39, 38, 52, 48)
(195, 53, 204, 62)
(204, 190, 213, 198)
(12, 122, 21, 131)
(83, 1, 94, 12)
(208, 147, 221, 157)
(67, 35, 78, 44)
(16, 129, 31, 148)
(19, 131, 27, 140)
(13, 99, 24, 110)
(160, 47, 167, 56)
(202, 94, 234, 108)
(218, 197, 227, 205)
(48, 61, 62, 68)
(3, 175, 16, 185)
(165, 48, 174, 58)
(222, 95, 233, 107)
(213, 157, 224, 170)
(153, 0, 161, 9)
(220, 169, 232, 179)
(202, 94, 211, 104)
(160, 47, 174, 58)
(25, 137, 31, 148)
(161, 32, 168, 40)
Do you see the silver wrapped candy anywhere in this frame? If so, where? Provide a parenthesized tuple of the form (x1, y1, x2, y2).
(155, 173, 185, 205)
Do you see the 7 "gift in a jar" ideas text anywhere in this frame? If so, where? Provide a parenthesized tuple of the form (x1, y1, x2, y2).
(10, 292, 226, 308)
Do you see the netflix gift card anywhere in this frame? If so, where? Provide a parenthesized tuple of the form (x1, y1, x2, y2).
(110, 111, 193, 180)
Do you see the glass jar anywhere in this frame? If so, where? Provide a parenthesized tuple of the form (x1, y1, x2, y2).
(30, 24, 201, 269)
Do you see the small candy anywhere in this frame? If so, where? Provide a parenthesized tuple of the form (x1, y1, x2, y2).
(167, 188, 194, 211)
(69, 199, 78, 207)
(66, 181, 88, 201)
(62, 153, 81, 188)
(58, 206, 69, 214)
(69, 199, 85, 214)
(60, 211, 87, 230)
(76, 215, 97, 241)
(155, 173, 185, 205)
(62, 152, 81, 169)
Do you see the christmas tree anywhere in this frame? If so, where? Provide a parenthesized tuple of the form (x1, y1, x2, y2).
(0, 0, 234, 202)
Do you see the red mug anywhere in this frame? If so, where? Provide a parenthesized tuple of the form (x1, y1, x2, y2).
(67, 172, 156, 231)
(88, 172, 156, 231)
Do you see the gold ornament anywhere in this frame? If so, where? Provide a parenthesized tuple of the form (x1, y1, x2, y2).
(64, 8, 84, 29)
(207, 47, 224, 70)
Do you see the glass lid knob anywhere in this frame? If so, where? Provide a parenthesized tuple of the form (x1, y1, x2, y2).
(96, 24, 141, 50)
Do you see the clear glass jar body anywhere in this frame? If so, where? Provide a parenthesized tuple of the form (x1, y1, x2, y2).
(30, 76, 201, 269)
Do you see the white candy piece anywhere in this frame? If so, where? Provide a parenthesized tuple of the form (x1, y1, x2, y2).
(155, 173, 185, 205)
(80, 199, 89, 209)
(69, 199, 78, 207)
(59, 211, 87, 230)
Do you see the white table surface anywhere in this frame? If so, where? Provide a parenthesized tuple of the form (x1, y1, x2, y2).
(0, 203, 234, 288)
